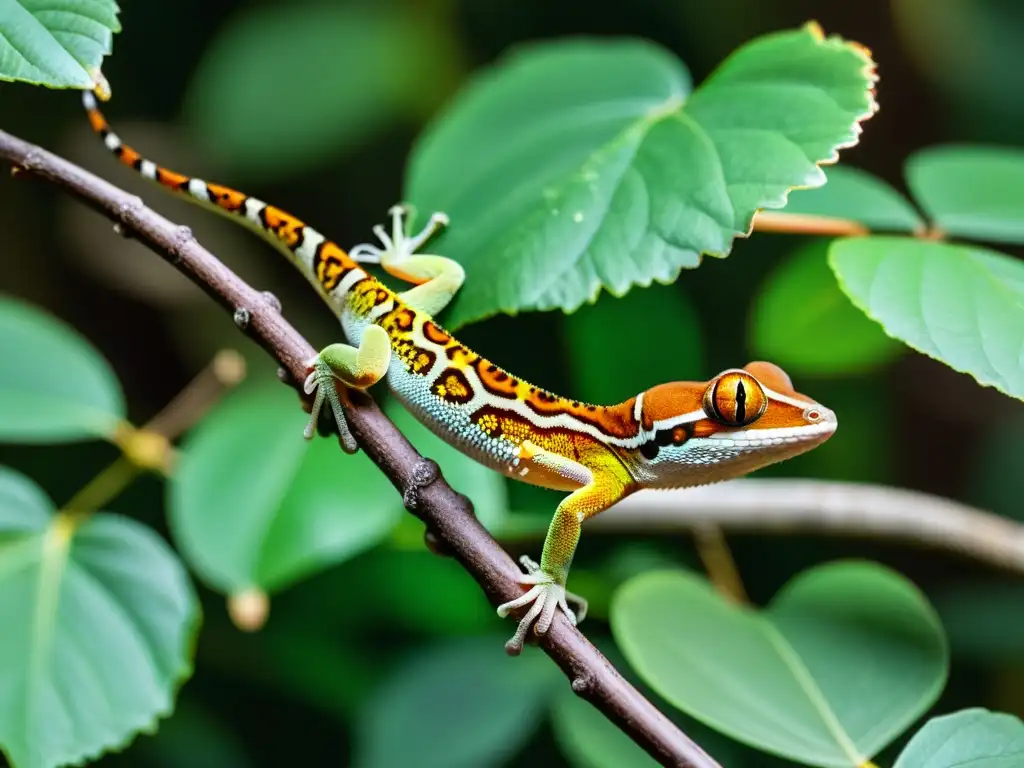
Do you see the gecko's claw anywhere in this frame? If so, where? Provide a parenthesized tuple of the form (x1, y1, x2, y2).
(497, 555, 588, 655)
(302, 355, 358, 454)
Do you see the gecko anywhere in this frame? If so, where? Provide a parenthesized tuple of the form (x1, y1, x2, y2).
(82, 87, 838, 654)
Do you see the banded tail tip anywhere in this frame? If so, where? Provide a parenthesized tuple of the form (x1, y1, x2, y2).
(88, 68, 111, 102)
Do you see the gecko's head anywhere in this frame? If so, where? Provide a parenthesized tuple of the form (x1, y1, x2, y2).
(626, 361, 836, 488)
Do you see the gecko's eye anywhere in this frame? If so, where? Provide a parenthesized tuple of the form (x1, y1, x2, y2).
(703, 370, 767, 427)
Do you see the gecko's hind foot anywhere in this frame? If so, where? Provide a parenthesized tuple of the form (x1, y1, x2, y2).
(302, 355, 358, 454)
(497, 555, 588, 656)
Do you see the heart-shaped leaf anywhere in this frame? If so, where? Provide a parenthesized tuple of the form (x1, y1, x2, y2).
(894, 708, 1024, 768)
(353, 636, 559, 768)
(0, 465, 198, 768)
(829, 236, 1024, 402)
(782, 165, 925, 233)
(906, 146, 1024, 244)
(0, 0, 120, 88)
(611, 561, 948, 767)
(168, 382, 402, 596)
(749, 239, 904, 376)
(405, 22, 877, 329)
(0, 295, 125, 443)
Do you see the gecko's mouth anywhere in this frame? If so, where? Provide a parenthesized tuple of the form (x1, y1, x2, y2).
(703, 419, 837, 449)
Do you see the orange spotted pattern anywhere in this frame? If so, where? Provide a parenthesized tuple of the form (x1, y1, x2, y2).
(206, 183, 248, 213)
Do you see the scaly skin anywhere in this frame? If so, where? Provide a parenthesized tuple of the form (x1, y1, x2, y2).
(83, 89, 838, 654)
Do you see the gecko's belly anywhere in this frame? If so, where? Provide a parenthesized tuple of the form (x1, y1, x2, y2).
(384, 360, 531, 481)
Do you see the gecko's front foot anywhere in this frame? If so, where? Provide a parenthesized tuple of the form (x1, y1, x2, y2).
(497, 555, 588, 655)
(302, 354, 358, 454)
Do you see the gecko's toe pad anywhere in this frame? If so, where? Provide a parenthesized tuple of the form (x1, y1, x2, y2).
(497, 566, 588, 656)
(302, 355, 358, 453)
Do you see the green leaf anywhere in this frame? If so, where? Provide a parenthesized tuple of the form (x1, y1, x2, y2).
(906, 146, 1024, 244)
(0, 0, 120, 88)
(183, 4, 459, 180)
(894, 708, 1024, 768)
(384, 398, 509, 532)
(0, 465, 198, 768)
(829, 236, 1024, 401)
(782, 165, 925, 232)
(168, 382, 402, 595)
(551, 684, 658, 768)
(749, 239, 904, 376)
(353, 636, 559, 768)
(405, 23, 877, 330)
(0, 295, 125, 443)
(564, 282, 703, 405)
(611, 561, 948, 767)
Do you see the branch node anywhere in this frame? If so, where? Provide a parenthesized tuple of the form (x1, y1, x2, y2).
(403, 458, 440, 511)
(412, 458, 441, 487)
(276, 366, 292, 384)
(117, 195, 145, 220)
(20, 147, 45, 170)
(115, 425, 174, 473)
(111, 221, 133, 239)
(169, 224, 195, 258)
(424, 528, 454, 557)
(402, 485, 420, 511)
(233, 307, 251, 330)
(261, 290, 282, 313)
(572, 674, 594, 694)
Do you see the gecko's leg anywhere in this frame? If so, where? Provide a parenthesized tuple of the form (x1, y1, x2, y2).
(496, 443, 627, 655)
(303, 324, 391, 453)
(349, 204, 464, 316)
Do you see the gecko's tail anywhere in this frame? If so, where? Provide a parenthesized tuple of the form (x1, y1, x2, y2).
(81, 88, 366, 302)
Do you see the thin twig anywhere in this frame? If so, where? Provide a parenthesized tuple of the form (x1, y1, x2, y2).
(752, 210, 870, 236)
(0, 127, 720, 768)
(144, 348, 247, 441)
(586, 479, 1024, 573)
(692, 525, 749, 604)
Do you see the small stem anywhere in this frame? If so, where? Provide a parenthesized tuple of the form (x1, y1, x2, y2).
(752, 211, 870, 236)
(144, 348, 247, 441)
(584, 479, 1024, 575)
(59, 347, 247, 521)
(692, 524, 748, 604)
(60, 456, 141, 516)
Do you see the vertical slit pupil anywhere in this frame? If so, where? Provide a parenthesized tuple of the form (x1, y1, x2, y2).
(735, 380, 747, 424)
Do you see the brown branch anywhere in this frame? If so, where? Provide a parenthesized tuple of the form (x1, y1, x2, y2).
(0, 127, 721, 768)
(587, 479, 1024, 574)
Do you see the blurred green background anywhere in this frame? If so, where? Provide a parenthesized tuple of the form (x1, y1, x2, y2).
(3, 0, 1024, 766)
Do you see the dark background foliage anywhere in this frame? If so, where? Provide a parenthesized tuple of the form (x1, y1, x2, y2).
(2, 0, 1023, 765)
